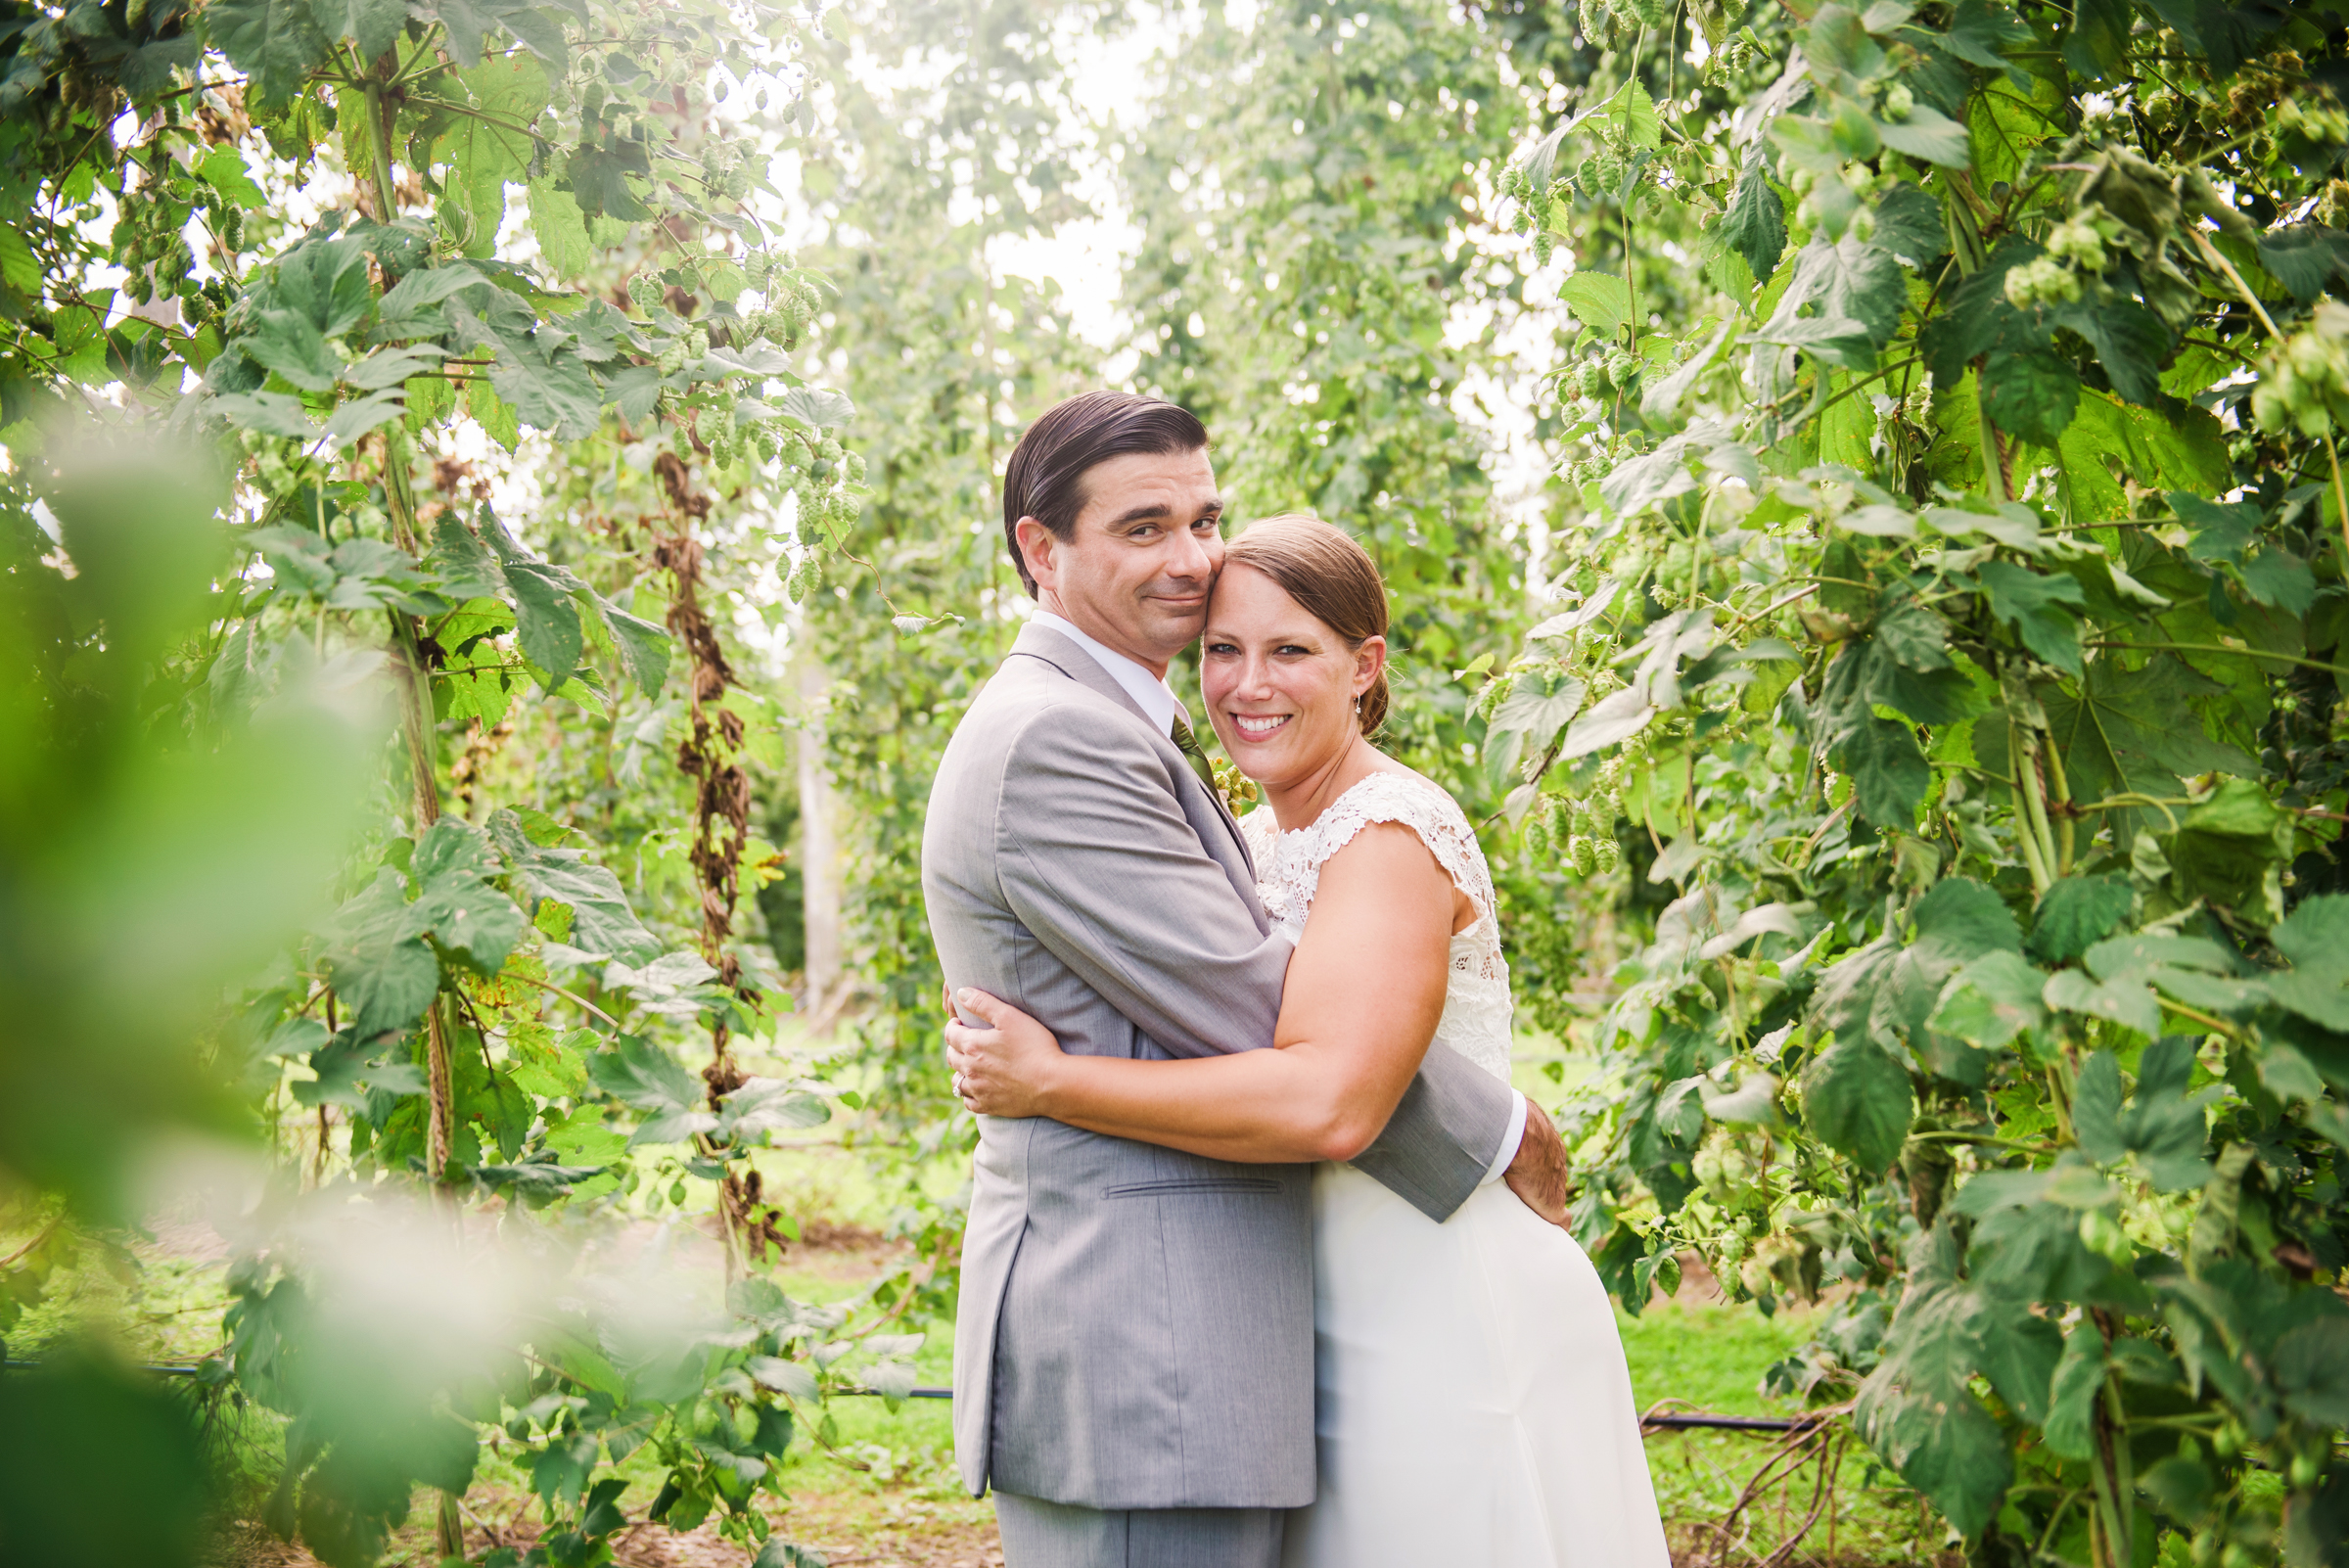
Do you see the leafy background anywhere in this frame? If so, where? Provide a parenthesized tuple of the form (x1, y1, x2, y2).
(2, 1, 2346, 1566)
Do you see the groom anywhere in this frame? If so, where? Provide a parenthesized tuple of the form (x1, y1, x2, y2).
(921, 391, 1568, 1567)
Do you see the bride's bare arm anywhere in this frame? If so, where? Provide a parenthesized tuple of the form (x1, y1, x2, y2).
(944, 822, 1459, 1163)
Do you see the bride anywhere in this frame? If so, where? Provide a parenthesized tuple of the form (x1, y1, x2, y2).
(944, 515, 1671, 1568)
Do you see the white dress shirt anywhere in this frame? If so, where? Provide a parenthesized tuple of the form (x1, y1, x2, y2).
(1028, 608, 1528, 1185)
(1031, 610, 1184, 735)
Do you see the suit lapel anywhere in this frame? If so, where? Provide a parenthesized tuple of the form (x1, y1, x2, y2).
(1005, 623, 1258, 876)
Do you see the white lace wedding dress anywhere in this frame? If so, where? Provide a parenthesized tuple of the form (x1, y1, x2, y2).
(1244, 770, 1671, 1568)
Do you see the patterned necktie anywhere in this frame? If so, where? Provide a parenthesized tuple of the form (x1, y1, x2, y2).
(1170, 712, 1219, 794)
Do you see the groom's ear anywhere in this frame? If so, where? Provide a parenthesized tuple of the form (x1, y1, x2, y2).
(1014, 516, 1059, 596)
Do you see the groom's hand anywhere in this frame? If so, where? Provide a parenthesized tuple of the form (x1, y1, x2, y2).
(1502, 1106, 1571, 1226)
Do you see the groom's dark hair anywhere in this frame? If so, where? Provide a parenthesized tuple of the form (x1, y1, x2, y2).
(1002, 391, 1210, 596)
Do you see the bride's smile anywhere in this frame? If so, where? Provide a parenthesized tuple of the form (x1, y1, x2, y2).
(1201, 558, 1386, 829)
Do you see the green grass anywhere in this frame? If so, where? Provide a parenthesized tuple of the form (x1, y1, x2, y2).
(6, 1146, 1958, 1566)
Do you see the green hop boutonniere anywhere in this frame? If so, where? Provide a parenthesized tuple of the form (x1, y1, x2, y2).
(1212, 758, 1261, 817)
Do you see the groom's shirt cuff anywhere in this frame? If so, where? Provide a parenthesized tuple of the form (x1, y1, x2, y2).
(1480, 1089, 1530, 1186)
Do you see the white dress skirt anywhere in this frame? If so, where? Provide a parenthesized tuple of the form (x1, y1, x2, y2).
(1243, 773, 1672, 1568)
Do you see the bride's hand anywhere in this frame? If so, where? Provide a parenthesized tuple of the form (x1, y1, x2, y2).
(944, 989, 1066, 1118)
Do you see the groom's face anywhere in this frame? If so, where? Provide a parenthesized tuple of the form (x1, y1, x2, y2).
(1020, 446, 1224, 675)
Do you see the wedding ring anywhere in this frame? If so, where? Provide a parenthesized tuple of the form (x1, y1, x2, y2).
(952, 1071, 966, 1097)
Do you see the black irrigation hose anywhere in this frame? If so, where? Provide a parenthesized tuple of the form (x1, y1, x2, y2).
(4, 1360, 1822, 1428)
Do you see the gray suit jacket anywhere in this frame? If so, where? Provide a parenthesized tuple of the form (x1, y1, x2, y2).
(921, 623, 1516, 1508)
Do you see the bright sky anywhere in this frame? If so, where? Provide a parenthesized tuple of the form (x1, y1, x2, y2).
(982, 8, 1186, 359)
(963, 2, 1567, 576)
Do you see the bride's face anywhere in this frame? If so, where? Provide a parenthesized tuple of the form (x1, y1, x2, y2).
(1200, 563, 1383, 785)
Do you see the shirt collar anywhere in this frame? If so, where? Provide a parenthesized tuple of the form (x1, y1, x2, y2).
(1029, 610, 1185, 735)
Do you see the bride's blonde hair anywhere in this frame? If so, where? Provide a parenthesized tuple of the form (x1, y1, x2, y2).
(1222, 514, 1391, 736)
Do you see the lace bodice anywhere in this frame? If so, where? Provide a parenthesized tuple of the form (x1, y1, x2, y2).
(1240, 770, 1515, 1083)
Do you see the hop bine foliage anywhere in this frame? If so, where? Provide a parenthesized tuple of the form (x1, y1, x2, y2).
(1492, 2, 2349, 1563)
(0, 0, 900, 1564)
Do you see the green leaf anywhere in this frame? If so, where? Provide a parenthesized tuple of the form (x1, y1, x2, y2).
(0, 229, 36, 298)
(1979, 349, 2080, 446)
(324, 868, 439, 1038)
(432, 57, 549, 254)
(308, 0, 405, 58)
(1600, 78, 1664, 151)
(563, 137, 655, 222)
(1483, 671, 1588, 784)
(405, 818, 527, 972)
(2274, 1317, 2349, 1428)
(2045, 969, 2161, 1039)
(1978, 561, 2086, 674)
(2050, 296, 2172, 408)
(322, 391, 408, 446)
(243, 309, 343, 392)
(2036, 657, 2258, 841)
(499, 559, 583, 684)
(1934, 0, 2032, 70)
(1751, 235, 1907, 369)
(212, 390, 320, 439)
(2041, 1322, 2105, 1461)
(1839, 715, 1930, 830)
(2054, 392, 2230, 527)
(2118, 1035, 2216, 1191)
(2269, 895, 2349, 1030)
(586, 1033, 702, 1113)
(466, 379, 522, 451)
(1972, 1200, 2113, 1309)
(2166, 777, 2288, 920)
(1561, 272, 1635, 339)
(1817, 601, 1981, 744)
(487, 808, 660, 960)
(1875, 103, 1971, 166)
(117, 32, 206, 98)
(2237, 547, 2317, 616)
(719, 1078, 832, 1142)
(777, 387, 858, 432)
(2062, 0, 2132, 78)
(1919, 241, 2043, 389)
(529, 178, 592, 280)
(576, 1477, 627, 1540)
(484, 338, 604, 439)
(268, 234, 375, 336)
(1802, 1032, 1913, 1174)
(1929, 949, 2048, 1048)
(205, 0, 331, 110)
(342, 346, 445, 392)
(2027, 876, 2134, 965)
(420, 0, 510, 69)
(198, 146, 268, 210)
(1974, 1294, 2063, 1424)
(1871, 182, 1946, 270)
(1855, 1283, 2014, 1535)
(599, 598, 670, 697)
(2255, 224, 2349, 305)
(2071, 1038, 2216, 1190)
(1911, 877, 2023, 966)
(426, 519, 506, 601)
(530, 1433, 599, 1513)
(377, 261, 491, 328)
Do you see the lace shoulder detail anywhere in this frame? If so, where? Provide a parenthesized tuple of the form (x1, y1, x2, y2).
(1251, 770, 1515, 1084)
(1259, 771, 1495, 930)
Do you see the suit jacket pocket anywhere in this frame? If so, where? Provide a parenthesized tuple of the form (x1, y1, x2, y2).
(1102, 1177, 1280, 1199)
